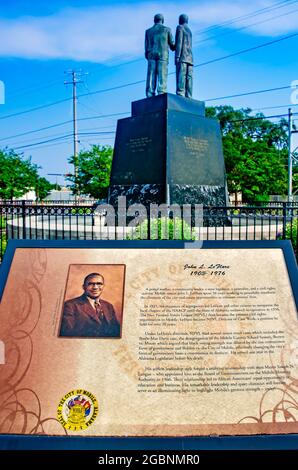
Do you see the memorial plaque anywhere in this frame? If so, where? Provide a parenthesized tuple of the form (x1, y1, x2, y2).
(0, 240, 297, 439)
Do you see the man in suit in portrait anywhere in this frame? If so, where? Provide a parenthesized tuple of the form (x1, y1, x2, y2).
(175, 14, 193, 98)
(60, 272, 120, 338)
(145, 13, 175, 97)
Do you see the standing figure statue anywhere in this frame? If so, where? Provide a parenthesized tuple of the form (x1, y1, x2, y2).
(145, 13, 175, 98)
(175, 14, 193, 98)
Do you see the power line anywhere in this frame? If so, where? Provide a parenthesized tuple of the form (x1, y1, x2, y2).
(1, 30, 297, 121)
(2, 82, 296, 145)
(87, 0, 297, 73)
(1, 87, 295, 145)
(194, 31, 298, 68)
(6, 131, 115, 151)
(0, 0, 290, 125)
(0, 112, 129, 142)
(9, 78, 63, 100)
(0, 120, 73, 142)
(11, 134, 74, 150)
(2, 130, 78, 147)
(196, 5, 298, 46)
(79, 132, 115, 136)
(79, 112, 129, 122)
(0, 82, 141, 121)
(9, 113, 298, 154)
(78, 137, 114, 144)
(78, 82, 101, 116)
(195, 0, 297, 36)
(204, 85, 292, 102)
(228, 112, 298, 123)
(0, 96, 72, 120)
(77, 80, 145, 99)
(64, 33, 298, 98)
(15, 138, 74, 152)
(1, 120, 115, 147)
(250, 103, 298, 111)
(80, 29, 298, 98)
(8, 111, 297, 152)
(1, 127, 114, 147)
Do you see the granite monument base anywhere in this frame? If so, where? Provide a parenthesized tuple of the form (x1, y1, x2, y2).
(109, 93, 229, 224)
(108, 184, 229, 226)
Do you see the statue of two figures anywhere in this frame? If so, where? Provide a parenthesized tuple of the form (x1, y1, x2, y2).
(145, 13, 193, 99)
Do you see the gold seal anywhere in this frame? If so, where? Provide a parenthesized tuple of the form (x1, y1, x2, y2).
(57, 389, 98, 431)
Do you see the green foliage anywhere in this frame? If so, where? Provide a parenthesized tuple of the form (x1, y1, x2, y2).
(0, 216, 7, 258)
(293, 170, 298, 196)
(283, 218, 298, 250)
(0, 148, 54, 200)
(206, 106, 288, 203)
(68, 145, 113, 199)
(0, 148, 38, 199)
(36, 177, 58, 201)
(127, 217, 196, 240)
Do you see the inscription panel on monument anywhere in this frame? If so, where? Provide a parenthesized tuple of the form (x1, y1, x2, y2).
(0, 244, 297, 437)
(126, 136, 153, 153)
(110, 113, 166, 185)
(183, 136, 209, 157)
(168, 111, 226, 185)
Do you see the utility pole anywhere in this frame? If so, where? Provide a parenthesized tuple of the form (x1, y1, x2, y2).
(288, 108, 293, 202)
(64, 70, 83, 200)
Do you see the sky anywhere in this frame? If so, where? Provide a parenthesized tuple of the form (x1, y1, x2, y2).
(0, 0, 298, 185)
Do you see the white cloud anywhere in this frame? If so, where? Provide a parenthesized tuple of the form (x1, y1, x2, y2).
(0, 1, 297, 62)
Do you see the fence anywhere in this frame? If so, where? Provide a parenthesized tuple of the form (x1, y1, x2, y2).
(0, 200, 297, 261)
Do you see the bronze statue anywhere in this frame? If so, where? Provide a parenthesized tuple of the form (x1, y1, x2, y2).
(145, 13, 175, 98)
(175, 14, 193, 98)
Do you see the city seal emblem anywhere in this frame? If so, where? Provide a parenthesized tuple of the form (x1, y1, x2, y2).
(57, 389, 98, 431)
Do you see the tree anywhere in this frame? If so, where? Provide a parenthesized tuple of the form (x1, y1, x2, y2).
(36, 177, 59, 201)
(68, 145, 113, 199)
(206, 106, 288, 203)
(0, 148, 55, 200)
(0, 148, 39, 199)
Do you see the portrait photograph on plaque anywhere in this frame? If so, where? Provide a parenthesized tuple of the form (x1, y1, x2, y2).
(2, 1, 298, 458)
(59, 264, 125, 339)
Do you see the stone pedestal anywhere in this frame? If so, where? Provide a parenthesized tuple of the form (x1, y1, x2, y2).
(108, 93, 228, 207)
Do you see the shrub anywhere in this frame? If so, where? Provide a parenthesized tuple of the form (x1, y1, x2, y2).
(0, 216, 7, 259)
(277, 218, 298, 251)
(284, 218, 298, 250)
(126, 217, 197, 240)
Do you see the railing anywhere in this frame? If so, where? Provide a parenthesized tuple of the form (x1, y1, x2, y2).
(0, 201, 297, 261)
(232, 200, 298, 208)
(2, 199, 97, 206)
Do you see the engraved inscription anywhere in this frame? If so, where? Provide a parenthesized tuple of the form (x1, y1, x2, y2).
(126, 137, 152, 153)
(183, 137, 209, 156)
